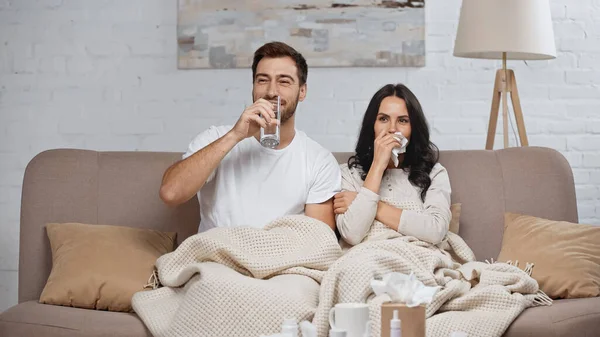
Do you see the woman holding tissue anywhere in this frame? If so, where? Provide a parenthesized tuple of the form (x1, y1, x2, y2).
(334, 83, 452, 248)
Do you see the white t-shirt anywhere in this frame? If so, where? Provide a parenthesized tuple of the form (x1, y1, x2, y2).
(183, 125, 342, 232)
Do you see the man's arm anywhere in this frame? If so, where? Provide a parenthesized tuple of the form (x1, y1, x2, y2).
(159, 99, 277, 207)
(305, 198, 336, 231)
(304, 151, 342, 231)
(159, 132, 239, 207)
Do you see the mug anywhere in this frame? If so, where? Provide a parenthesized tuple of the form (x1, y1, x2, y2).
(329, 303, 370, 337)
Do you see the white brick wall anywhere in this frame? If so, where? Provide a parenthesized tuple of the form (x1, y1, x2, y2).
(1, 0, 599, 312)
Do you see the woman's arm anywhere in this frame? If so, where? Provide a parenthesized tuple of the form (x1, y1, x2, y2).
(337, 133, 402, 245)
(376, 165, 452, 244)
(375, 202, 402, 231)
(335, 166, 384, 245)
(362, 163, 385, 195)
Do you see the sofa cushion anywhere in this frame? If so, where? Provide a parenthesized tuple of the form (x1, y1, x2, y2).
(504, 297, 600, 337)
(497, 213, 600, 299)
(39, 222, 176, 312)
(449, 203, 461, 234)
(0, 301, 151, 337)
(3, 299, 598, 337)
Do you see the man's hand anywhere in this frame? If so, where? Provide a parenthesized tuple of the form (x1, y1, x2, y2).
(230, 98, 279, 142)
(333, 191, 358, 214)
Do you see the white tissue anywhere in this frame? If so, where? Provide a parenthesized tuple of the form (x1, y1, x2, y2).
(259, 334, 292, 337)
(370, 272, 439, 307)
(300, 321, 317, 337)
(391, 132, 409, 167)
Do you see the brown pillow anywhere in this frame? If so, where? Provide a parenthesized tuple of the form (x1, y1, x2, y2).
(497, 213, 600, 299)
(40, 222, 177, 312)
(449, 203, 462, 234)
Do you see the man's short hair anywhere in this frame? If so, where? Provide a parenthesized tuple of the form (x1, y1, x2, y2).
(252, 41, 308, 86)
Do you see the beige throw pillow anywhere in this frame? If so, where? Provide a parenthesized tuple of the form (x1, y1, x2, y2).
(40, 222, 177, 312)
(497, 213, 600, 299)
(449, 203, 462, 234)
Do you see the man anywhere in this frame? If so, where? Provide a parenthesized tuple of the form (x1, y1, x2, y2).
(159, 41, 341, 232)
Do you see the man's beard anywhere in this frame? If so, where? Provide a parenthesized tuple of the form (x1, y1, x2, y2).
(255, 94, 299, 125)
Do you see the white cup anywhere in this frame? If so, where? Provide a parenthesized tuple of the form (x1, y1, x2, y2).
(328, 303, 370, 337)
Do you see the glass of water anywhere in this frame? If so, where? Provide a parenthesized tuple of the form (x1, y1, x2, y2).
(260, 96, 280, 148)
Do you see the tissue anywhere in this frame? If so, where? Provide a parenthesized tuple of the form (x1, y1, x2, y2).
(299, 321, 317, 337)
(371, 272, 439, 307)
(391, 132, 409, 167)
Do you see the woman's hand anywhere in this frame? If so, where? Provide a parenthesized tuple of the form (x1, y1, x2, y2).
(372, 131, 402, 171)
(333, 191, 358, 214)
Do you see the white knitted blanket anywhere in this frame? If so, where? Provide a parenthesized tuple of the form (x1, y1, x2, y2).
(132, 215, 550, 337)
(131, 215, 343, 337)
(314, 220, 551, 337)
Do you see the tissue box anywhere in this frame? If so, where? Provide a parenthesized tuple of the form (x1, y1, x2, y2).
(381, 303, 425, 337)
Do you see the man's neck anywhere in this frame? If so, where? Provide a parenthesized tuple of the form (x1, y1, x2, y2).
(253, 115, 296, 150)
(277, 116, 296, 149)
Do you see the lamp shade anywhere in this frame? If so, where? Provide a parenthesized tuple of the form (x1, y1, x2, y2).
(453, 0, 556, 60)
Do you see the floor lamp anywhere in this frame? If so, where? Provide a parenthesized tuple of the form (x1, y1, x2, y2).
(453, 0, 557, 150)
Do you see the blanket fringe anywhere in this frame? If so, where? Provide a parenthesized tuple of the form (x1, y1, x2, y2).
(486, 259, 551, 306)
(485, 259, 535, 277)
(533, 289, 553, 306)
(143, 268, 161, 290)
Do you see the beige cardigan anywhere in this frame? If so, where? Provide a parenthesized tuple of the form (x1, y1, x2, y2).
(336, 162, 452, 246)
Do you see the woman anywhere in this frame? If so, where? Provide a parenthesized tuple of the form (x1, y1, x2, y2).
(334, 83, 451, 247)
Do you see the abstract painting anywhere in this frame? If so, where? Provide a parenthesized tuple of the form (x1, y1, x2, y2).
(177, 0, 425, 69)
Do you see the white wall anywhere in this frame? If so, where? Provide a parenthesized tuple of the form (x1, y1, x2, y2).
(1, 0, 599, 312)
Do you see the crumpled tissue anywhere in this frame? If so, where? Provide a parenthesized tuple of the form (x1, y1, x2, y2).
(370, 272, 439, 307)
(391, 132, 409, 167)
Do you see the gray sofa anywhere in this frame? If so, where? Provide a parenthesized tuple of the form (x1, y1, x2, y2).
(0, 146, 598, 336)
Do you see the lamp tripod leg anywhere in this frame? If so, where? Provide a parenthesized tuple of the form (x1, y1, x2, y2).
(486, 53, 528, 150)
(486, 70, 502, 150)
(510, 72, 529, 146)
